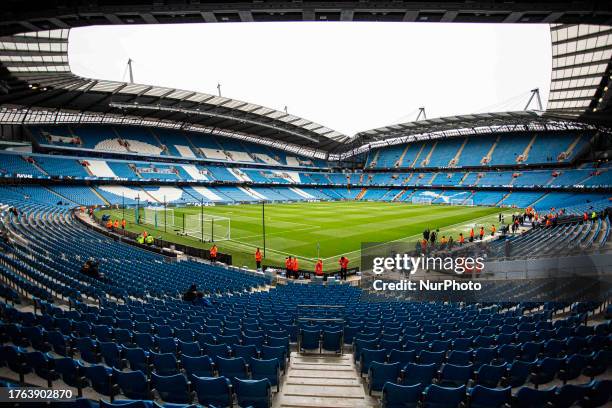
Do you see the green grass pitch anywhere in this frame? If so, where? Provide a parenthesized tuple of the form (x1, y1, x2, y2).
(96, 201, 508, 270)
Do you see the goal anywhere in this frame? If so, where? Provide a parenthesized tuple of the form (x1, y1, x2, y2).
(450, 198, 475, 206)
(411, 196, 433, 205)
(143, 207, 174, 228)
(184, 213, 231, 242)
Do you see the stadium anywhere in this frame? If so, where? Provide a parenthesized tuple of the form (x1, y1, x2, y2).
(0, 1, 611, 407)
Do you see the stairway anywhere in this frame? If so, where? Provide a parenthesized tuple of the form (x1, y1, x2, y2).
(149, 129, 168, 154)
(410, 143, 426, 168)
(561, 135, 583, 161)
(368, 150, 380, 168)
(184, 134, 204, 158)
(90, 187, 110, 206)
(420, 141, 438, 167)
(458, 172, 470, 186)
(395, 145, 410, 168)
(517, 134, 537, 163)
(496, 191, 512, 206)
(274, 352, 376, 408)
(141, 187, 161, 204)
(449, 137, 468, 167)
(43, 186, 77, 205)
(355, 188, 367, 200)
(27, 157, 48, 176)
(481, 135, 500, 165)
(392, 188, 408, 201)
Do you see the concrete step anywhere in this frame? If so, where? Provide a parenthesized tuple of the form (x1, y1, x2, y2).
(274, 351, 377, 408)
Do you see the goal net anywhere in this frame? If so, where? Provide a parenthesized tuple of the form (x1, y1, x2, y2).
(143, 207, 174, 228)
(184, 213, 231, 242)
(450, 198, 475, 206)
(412, 197, 433, 205)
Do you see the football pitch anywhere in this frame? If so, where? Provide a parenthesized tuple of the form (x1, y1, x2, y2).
(96, 201, 506, 270)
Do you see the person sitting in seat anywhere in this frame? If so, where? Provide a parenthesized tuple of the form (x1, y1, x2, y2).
(182, 284, 198, 302)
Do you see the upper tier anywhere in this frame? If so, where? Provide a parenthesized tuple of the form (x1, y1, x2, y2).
(366, 132, 591, 169)
(29, 125, 327, 168)
(1, 151, 610, 189)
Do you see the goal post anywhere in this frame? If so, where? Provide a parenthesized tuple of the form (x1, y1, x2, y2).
(184, 213, 231, 242)
(450, 198, 474, 206)
(143, 207, 174, 229)
(411, 196, 433, 205)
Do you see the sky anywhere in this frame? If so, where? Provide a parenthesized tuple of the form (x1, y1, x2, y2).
(69, 22, 552, 137)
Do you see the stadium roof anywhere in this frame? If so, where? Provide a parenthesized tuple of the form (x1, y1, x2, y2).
(0, 1, 610, 159)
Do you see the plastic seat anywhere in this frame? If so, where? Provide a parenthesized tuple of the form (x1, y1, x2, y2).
(233, 344, 258, 361)
(419, 350, 445, 366)
(388, 349, 415, 368)
(468, 385, 511, 408)
(583, 379, 612, 407)
(177, 340, 201, 357)
(530, 357, 564, 388)
(181, 355, 214, 379)
(402, 362, 437, 386)
(202, 343, 230, 362)
(52, 357, 86, 397)
(112, 368, 150, 400)
(46, 330, 71, 356)
(84, 364, 113, 396)
(368, 361, 401, 394)
(99, 342, 124, 369)
(447, 350, 471, 366)
(234, 378, 272, 408)
(151, 372, 192, 404)
(25, 351, 57, 386)
(155, 336, 177, 354)
(472, 347, 496, 369)
(151, 352, 179, 376)
(514, 386, 556, 408)
(193, 375, 232, 408)
(382, 382, 424, 408)
(473, 363, 506, 388)
(361, 348, 388, 375)
(437, 363, 473, 387)
(133, 333, 155, 352)
(322, 330, 342, 353)
(261, 345, 287, 373)
(75, 337, 99, 364)
(124, 347, 149, 373)
(300, 329, 320, 352)
(558, 354, 587, 383)
(422, 384, 466, 408)
(251, 358, 281, 392)
(216, 356, 248, 386)
(552, 383, 590, 408)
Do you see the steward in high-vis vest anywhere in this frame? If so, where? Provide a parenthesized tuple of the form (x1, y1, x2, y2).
(136, 235, 145, 244)
(255, 248, 262, 269)
(145, 235, 154, 245)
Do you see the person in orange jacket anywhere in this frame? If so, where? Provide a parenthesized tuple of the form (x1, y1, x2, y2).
(113, 219, 119, 230)
(469, 228, 475, 242)
(315, 259, 323, 277)
(490, 224, 496, 236)
(285, 257, 292, 279)
(479, 226, 484, 240)
(339, 256, 349, 280)
(255, 248, 262, 270)
(292, 257, 299, 277)
(459, 233, 465, 246)
(106, 219, 112, 229)
(121, 219, 126, 229)
(210, 244, 218, 262)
